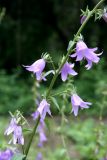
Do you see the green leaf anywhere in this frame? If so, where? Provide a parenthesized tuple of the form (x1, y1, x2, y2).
(12, 153, 25, 160)
(23, 128, 32, 133)
(51, 97, 60, 111)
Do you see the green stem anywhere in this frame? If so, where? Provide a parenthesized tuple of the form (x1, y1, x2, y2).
(24, 0, 105, 159)
(24, 116, 40, 157)
(46, 0, 105, 97)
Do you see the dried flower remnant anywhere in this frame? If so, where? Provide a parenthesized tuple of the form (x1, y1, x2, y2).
(71, 94, 92, 116)
(23, 59, 46, 81)
(71, 40, 102, 70)
(61, 62, 78, 81)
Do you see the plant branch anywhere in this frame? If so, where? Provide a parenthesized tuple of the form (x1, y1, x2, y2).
(24, 0, 106, 159)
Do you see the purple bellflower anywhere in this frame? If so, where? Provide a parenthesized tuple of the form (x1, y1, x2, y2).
(13, 126, 24, 145)
(23, 59, 46, 81)
(61, 62, 77, 81)
(102, 12, 107, 23)
(71, 41, 102, 70)
(36, 153, 43, 160)
(80, 15, 86, 24)
(5, 118, 24, 145)
(0, 149, 13, 160)
(32, 99, 51, 120)
(37, 120, 47, 147)
(71, 94, 92, 116)
(4, 118, 17, 135)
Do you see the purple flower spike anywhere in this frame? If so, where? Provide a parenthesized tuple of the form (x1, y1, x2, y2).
(36, 153, 43, 160)
(0, 149, 13, 160)
(71, 41, 102, 70)
(61, 62, 78, 81)
(80, 15, 86, 24)
(23, 59, 46, 81)
(71, 94, 92, 116)
(102, 12, 107, 23)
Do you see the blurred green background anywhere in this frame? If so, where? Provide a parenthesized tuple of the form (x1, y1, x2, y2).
(0, 0, 107, 115)
(0, 1, 107, 160)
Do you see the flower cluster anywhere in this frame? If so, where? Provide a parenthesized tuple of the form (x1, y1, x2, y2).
(2, 2, 106, 160)
(5, 117, 24, 145)
(26, 37, 102, 119)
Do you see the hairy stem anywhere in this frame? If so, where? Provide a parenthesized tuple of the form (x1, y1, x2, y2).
(24, 0, 105, 159)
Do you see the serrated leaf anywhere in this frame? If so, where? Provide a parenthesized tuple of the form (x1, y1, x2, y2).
(51, 97, 60, 111)
(12, 153, 25, 160)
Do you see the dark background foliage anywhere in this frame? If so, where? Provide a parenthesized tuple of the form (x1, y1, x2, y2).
(0, 0, 107, 115)
(0, 0, 107, 71)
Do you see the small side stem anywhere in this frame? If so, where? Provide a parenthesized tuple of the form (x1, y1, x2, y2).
(24, 116, 40, 158)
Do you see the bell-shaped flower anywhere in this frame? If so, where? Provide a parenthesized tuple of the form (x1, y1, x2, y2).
(5, 118, 24, 145)
(32, 99, 51, 120)
(23, 59, 46, 81)
(36, 153, 43, 160)
(0, 149, 13, 160)
(71, 94, 92, 116)
(102, 12, 107, 23)
(61, 62, 78, 81)
(70, 41, 102, 70)
(13, 126, 24, 145)
(80, 15, 86, 24)
(4, 118, 17, 135)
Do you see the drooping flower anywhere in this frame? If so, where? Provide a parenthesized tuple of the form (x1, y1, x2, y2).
(70, 41, 102, 70)
(71, 94, 92, 116)
(37, 120, 47, 147)
(5, 118, 24, 145)
(0, 149, 13, 160)
(13, 126, 24, 145)
(32, 99, 51, 120)
(102, 12, 107, 23)
(4, 118, 17, 135)
(23, 59, 46, 81)
(36, 153, 43, 160)
(61, 62, 77, 81)
(80, 15, 86, 24)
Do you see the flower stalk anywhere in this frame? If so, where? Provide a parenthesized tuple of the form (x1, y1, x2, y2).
(24, 0, 106, 159)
